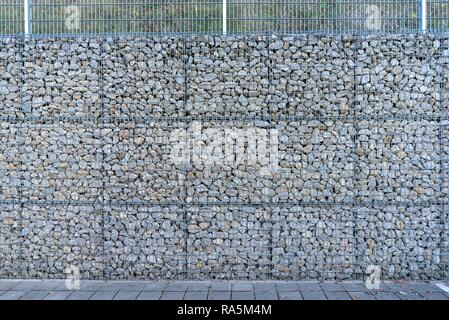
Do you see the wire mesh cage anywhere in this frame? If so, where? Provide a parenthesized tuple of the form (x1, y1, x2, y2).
(1, 5, 449, 281)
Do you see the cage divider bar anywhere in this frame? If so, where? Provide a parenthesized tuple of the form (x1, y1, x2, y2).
(443, 35, 449, 280)
(19, 36, 25, 279)
(223, 0, 227, 35)
(183, 36, 189, 280)
(2, 113, 447, 124)
(24, 0, 31, 35)
(437, 35, 445, 279)
(351, 34, 360, 280)
(3, 198, 449, 207)
(100, 36, 106, 280)
(421, 0, 428, 33)
(268, 32, 274, 280)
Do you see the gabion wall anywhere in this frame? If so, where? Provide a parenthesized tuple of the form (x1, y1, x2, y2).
(0, 34, 449, 281)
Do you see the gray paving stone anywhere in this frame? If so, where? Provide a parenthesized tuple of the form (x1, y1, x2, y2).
(19, 291, 48, 300)
(362, 282, 392, 292)
(320, 282, 345, 292)
(33, 280, 64, 291)
(278, 291, 302, 300)
(43, 291, 73, 300)
(208, 291, 231, 300)
(99, 281, 144, 292)
(0, 291, 27, 300)
(80, 281, 108, 291)
(440, 292, 449, 299)
(116, 282, 146, 292)
(410, 283, 446, 296)
(324, 291, 352, 300)
(373, 292, 400, 300)
(275, 282, 299, 292)
(397, 292, 424, 300)
(184, 291, 208, 300)
(255, 291, 278, 300)
(142, 281, 168, 291)
(348, 291, 375, 300)
(137, 291, 162, 300)
(421, 292, 448, 300)
(254, 282, 276, 292)
(113, 291, 140, 300)
(232, 292, 254, 300)
(0, 281, 20, 291)
(386, 282, 415, 293)
(1, 280, 445, 301)
(301, 291, 327, 300)
(10, 281, 41, 291)
(342, 282, 370, 292)
(210, 282, 232, 291)
(232, 282, 254, 292)
(187, 282, 210, 292)
(66, 291, 95, 300)
(161, 291, 185, 300)
(409, 282, 434, 293)
(298, 282, 322, 292)
(165, 281, 188, 292)
(56, 280, 106, 291)
(432, 283, 449, 297)
(96, 282, 123, 291)
(90, 291, 118, 300)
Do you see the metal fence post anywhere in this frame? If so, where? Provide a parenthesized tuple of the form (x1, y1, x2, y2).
(24, 0, 32, 35)
(223, 0, 227, 35)
(421, 0, 427, 33)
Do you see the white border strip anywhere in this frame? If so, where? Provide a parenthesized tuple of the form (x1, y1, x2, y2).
(24, 0, 30, 35)
(435, 283, 449, 294)
(222, 0, 227, 35)
(422, 0, 427, 33)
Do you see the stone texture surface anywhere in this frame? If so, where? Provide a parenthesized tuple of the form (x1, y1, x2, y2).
(272, 35, 354, 117)
(0, 34, 448, 280)
(356, 205, 448, 281)
(0, 122, 21, 201)
(102, 121, 185, 203)
(356, 119, 441, 202)
(272, 205, 355, 280)
(274, 120, 355, 203)
(187, 35, 270, 118)
(20, 204, 103, 279)
(0, 204, 21, 278)
(0, 38, 22, 116)
(104, 37, 186, 118)
(103, 205, 186, 279)
(186, 205, 271, 280)
(22, 38, 102, 117)
(21, 121, 102, 202)
(355, 35, 445, 117)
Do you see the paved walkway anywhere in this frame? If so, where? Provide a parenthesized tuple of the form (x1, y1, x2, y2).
(0, 280, 448, 300)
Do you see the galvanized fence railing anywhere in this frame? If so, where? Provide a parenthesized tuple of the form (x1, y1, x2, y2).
(0, 1, 448, 36)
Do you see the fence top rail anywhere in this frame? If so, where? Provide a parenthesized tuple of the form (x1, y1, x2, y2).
(2, 30, 449, 40)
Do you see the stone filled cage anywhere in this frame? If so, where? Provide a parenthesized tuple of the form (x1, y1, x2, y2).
(1, 1, 449, 281)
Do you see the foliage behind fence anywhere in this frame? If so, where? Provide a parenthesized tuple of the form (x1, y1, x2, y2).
(1, 1, 449, 36)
